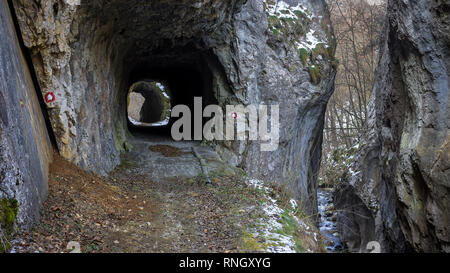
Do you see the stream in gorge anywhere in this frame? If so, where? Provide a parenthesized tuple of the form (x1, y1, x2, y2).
(317, 189, 344, 252)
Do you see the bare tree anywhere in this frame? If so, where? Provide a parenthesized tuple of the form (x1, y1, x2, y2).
(320, 0, 386, 186)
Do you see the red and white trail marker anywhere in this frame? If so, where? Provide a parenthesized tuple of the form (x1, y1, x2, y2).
(231, 112, 238, 119)
(44, 92, 56, 104)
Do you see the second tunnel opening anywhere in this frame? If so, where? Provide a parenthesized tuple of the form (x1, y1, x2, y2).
(124, 44, 220, 141)
(127, 80, 172, 127)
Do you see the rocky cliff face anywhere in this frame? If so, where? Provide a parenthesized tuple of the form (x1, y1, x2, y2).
(335, 0, 449, 252)
(12, 0, 336, 216)
(0, 0, 52, 238)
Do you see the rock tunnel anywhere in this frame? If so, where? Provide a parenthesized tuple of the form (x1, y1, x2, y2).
(9, 0, 337, 218)
(125, 47, 219, 136)
(13, 0, 241, 174)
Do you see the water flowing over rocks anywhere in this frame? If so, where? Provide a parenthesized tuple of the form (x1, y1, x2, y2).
(317, 188, 343, 252)
(334, 0, 450, 253)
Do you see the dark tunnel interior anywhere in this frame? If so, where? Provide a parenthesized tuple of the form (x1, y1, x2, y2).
(125, 44, 219, 140)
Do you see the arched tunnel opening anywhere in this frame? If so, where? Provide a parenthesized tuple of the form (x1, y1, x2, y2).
(9, 0, 239, 173)
(127, 80, 172, 127)
(123, 45, 219, 140)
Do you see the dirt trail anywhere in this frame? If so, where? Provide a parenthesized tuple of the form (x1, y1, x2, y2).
(11, 137, 252, 253)
(11, 135, 323, 253)
(105, 167, 244, 253)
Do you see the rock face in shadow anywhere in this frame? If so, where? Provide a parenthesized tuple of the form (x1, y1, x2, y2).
(11, 0, 336, 216)
(0, 0, 52, 233)
(335, 0, 449, 252)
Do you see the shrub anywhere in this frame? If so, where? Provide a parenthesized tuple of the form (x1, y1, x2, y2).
(299, 48, 309, 66)
(308, 65, 322, 85)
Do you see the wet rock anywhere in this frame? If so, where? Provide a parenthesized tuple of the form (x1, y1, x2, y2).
(326, 204, 334, 211)
(317, 189, 342, 252)
(330, 214, 337, 222)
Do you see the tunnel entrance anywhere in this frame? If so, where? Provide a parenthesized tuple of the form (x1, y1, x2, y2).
(125, 45, 219, 141)
(10, 0, 240, 174)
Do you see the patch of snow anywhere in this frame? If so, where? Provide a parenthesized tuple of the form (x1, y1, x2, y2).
(162, 91, 170, 99)
(246, 178, 270, 193)
(290, 199, 298, 209)
(299, 30, 321, 50)
(246, 178, 296, 253)
(156, 82, 165, 91)
(265, 1, 329, 54)
(265, 0, 312, 20)
(128, 116, 170, 127)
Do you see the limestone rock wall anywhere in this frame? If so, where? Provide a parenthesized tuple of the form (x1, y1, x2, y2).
(0, 0, 52, 232)
(12, 0, 336, 215)
(223, 0, 336, 216)
(335, 0, 450, 252)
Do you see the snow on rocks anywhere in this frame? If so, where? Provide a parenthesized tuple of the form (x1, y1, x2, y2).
(265, 0, 312, 20)
(264, 0, 330, 55)
(300, 29, 322, 50)
(245, 178, 319, 253)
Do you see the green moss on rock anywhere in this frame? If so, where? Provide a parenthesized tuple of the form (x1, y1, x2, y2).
(312, 43, 328, 59)
(308, 65, 322, 85)
(267, 10, 309, 39)
(0, 198, 18, 253)
(299, 48, 309, 66)
(0, 198, 18, 229)
(293, 10, 306, 19)
(113, 120, 127, 153)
